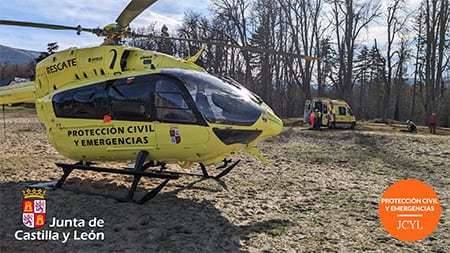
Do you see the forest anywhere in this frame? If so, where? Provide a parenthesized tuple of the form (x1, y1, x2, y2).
(1, 0, 449, 126)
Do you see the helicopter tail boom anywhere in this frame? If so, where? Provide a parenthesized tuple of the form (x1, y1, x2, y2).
(0, 81, 36, 105)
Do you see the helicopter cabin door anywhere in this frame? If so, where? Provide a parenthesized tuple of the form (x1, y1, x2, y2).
(151, 75, 210, 162)
(51, 76, 158, 161)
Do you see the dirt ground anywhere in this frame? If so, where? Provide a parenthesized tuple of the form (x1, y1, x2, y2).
(0, 108, 449, 252)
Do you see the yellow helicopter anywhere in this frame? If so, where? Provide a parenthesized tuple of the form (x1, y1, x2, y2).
(0, 0, 313, 203)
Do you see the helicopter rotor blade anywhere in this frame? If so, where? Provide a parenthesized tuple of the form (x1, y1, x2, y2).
(0, 20, 98, 35)
(116, 0, 158, 28)
(0, 20, 76, 30)
(142, 34, 318, 60)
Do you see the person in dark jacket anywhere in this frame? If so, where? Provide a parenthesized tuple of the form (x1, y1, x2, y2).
(400, 120, 417, 133)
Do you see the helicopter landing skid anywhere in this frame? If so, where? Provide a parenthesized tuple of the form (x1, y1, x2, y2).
(54, 154, 240, 204)
(150, 159, 240, 180)
(54, 151, 179, 204)
(54, 162, 179, 204)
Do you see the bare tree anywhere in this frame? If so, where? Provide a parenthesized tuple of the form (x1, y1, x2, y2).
(381, 0, 410, 122)
(392, 38, 411, 121)
(128, 24, 158, 50)
(250, 0, 279, 105)
(411, 6, 426, 122)
(278, 0, 322, 100)
(212, 0, 254, 86)
(422, 0, 450, 121)
(327, 0, 381, 106)
(177, 12, 205, 59)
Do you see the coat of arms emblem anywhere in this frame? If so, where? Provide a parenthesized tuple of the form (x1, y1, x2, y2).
(22, 188, 46, 228)
(170, 128, 181, 144)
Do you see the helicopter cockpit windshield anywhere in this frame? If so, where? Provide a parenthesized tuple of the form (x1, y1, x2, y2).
(163, 69, 262, 126)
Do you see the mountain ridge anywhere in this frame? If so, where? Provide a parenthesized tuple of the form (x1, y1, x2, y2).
(0, 44, 42, 65)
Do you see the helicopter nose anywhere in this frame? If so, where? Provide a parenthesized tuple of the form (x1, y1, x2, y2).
(262, 109, 283, 137)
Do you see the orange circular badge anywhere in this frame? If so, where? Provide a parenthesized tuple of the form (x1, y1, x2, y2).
(379, 179, 440, 242)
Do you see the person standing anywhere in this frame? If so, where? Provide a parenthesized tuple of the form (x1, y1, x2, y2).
(316, 110, 322, 130)
(309, 110, 317, 130)
(429, 113, 438, 134)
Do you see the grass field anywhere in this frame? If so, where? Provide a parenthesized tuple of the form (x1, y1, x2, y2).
(0, 107, 449, 252)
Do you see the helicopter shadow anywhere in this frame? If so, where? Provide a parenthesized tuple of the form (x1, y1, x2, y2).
(0, 179, 292, 253)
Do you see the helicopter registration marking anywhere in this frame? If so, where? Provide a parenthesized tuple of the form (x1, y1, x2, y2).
(46, 58, 77, 75)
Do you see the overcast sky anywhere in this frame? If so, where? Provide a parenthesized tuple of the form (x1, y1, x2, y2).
(0, 0, 210, 52)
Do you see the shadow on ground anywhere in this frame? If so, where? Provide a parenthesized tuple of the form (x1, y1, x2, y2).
(0, 180, 292, 253)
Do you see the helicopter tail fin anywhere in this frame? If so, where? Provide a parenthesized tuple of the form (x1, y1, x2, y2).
(186, 45, 207, 63)
(0, 82, 36, 105)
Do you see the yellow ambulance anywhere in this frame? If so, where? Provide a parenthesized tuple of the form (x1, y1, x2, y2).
(304, 98, 356, 129)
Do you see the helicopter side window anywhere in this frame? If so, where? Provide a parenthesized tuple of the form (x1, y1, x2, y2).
(53, 91, 75, 116)
(154, 78, 197, 124)
(53, 83, 108, 119)
(339, 107, 347, 115)
(108, 77, 152, 121)
(72, 88, 99, 118)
